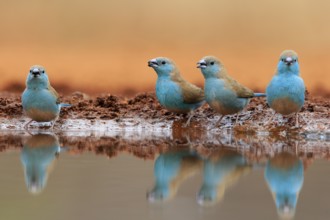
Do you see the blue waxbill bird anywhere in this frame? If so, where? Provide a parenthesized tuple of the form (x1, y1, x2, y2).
(22, 65, 71, 129)
(266, 50, 305, 127)
(148, 57, 205, 127)
(197, 56, 265, 127)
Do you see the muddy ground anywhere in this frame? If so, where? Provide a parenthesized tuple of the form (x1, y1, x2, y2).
(0, 91, 328, 134)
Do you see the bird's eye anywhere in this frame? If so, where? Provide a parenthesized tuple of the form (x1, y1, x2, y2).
(281, 59, 285, 62)
(42, 70, 45, 73)
(210, 62, 214, 65)
(29, 70, 32, 73)
(161, 61, 166, 65)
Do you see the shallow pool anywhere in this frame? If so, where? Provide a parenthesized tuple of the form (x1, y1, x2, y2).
(0, 131, 329, 220)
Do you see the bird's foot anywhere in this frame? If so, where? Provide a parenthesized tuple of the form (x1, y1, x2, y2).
(183, 112, 194, 128)
(183, 121, 190, 128)
(23, 119, 33, 131)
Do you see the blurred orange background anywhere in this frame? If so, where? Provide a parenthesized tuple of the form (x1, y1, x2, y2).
(0, 0, 329, 96)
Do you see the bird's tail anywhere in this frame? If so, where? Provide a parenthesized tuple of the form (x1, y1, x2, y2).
(253, 93, 266, 97)
(59, 103, 71, 108)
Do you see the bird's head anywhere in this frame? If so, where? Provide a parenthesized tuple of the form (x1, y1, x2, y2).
(197, 187, 218, 206)
(148, 57, 177, 77)
(147, 186, 171, 203)
(197, 56, 222, 79)
(275, 194, 297, 219)
(26, 173, 46, 194)
(277, 50, 300, 75)
(26, 65, 49, 89)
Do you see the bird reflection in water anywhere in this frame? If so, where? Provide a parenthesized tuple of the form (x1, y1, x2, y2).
(147, 150, 202, 202)
(197, 149, 251, 206)
(265, 152, 304, 219)
(21, 133, 62, 194)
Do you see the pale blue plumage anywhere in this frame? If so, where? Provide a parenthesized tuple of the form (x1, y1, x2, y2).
(267, 74, 305, 108)
(22, 65, 70, 129)
(265, 152, 304, 219)
(197, 56, 265, 125)
(203, 77, 250, 114)
(266, 50, 305, 126)
(22, 87, 60, 116)
(148, 57, 205, 126)
(197, 151, 248, 205)
(21, 133, 61, 194)
(155, 76, 201, 112)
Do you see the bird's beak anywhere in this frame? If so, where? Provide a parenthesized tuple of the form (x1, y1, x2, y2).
(31, 68, 41, 77)
(197, 60, 207, 69)
(278, 204, 295, 219)
(284, 57, 294, 66)
(148, 59, 158, 68)
(146, 191, 156, 202)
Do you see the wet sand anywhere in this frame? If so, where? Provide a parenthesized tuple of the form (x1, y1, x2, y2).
(0, 89, 329, 163)
(0, 129, 329, 166)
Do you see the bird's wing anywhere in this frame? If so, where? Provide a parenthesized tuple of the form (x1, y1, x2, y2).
(171, 70, 204, 104)
(48, 85, 61, 104)
(225, 76, 254, 98)
(181, 81, 205, 104)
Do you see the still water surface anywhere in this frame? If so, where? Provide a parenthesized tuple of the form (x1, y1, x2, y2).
(0, 132, 329, 220)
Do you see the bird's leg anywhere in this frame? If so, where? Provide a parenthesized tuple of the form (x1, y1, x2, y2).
(23, 119, 33, 130)
(25, 128, 34, 136)
(265, 111, 276, 125)
(50, 121, 55, 130)
(235, 112, 240, 125)
(228, 129, 233, 145)
(51, 116, 59, 130)
(183, 133, 195, 153)
(184, 111, 194, 127)
(295, 113, 300, 128)
(208, 115, 224, 131)
(215, 115, 224, 127)
(299, 112, 308, 124)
